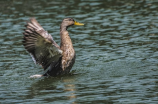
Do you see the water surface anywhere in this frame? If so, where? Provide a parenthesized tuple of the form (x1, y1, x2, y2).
(0, 0, 158, 103)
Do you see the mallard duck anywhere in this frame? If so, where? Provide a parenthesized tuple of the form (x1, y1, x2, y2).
(23, 18, 84, 77)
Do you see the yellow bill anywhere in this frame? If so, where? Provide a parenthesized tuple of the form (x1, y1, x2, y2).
(74, 21, 84, 26)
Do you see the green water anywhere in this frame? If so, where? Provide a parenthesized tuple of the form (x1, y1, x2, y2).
(0, 0, 158, 103)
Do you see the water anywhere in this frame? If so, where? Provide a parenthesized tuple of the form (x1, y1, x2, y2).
(0, 0, 158, 103)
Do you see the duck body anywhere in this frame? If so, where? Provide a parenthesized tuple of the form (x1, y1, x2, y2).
(60, 31, 76, 73)
(23, 18, 83, 77)
(44, 30, 76, 76)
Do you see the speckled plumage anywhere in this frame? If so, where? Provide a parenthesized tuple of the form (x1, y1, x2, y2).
(23, 18, 84, 77)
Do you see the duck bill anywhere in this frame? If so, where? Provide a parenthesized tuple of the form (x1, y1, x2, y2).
(74, 21, 84, 26)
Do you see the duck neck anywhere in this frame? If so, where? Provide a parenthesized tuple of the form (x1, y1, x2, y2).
(60, 26, 73, 50)
(60, 24, 68, 33)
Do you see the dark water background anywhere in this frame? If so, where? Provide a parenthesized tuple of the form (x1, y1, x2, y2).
(0, 0, 158, 103)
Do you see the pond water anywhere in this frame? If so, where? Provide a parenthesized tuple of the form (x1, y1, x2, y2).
(0, 0, 158, 103)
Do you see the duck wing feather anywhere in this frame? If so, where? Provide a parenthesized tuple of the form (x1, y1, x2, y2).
(23, 18, 62, 70)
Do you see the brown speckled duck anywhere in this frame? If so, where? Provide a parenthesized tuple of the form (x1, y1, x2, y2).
(23, 18, 84, 77)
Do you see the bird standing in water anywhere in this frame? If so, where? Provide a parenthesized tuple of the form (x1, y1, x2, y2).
(23, 18, 84, 77)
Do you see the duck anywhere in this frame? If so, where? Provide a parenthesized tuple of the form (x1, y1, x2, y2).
(23, 18, 84, 77)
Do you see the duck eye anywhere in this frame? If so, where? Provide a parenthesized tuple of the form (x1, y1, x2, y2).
(69, 19, 72, 21)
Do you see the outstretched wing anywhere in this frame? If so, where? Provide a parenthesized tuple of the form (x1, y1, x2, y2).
(23, 18, 62, 70)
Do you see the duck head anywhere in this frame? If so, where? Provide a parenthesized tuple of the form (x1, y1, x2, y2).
(60, 18, 84, 31)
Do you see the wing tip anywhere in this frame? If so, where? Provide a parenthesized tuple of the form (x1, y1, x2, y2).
(30, 17, 36, 22)
(29, 74, 43, 78)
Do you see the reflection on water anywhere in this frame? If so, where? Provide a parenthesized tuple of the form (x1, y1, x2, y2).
(63, 78, 77, 104)
(24, 76, 77, 103)
(0, 0, 158, 103)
